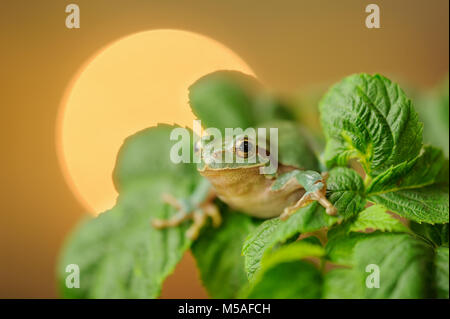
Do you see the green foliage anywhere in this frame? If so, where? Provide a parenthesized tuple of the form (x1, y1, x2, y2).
(242, 242, 324, 298)
(242, 203, 337, 280)
(416, 77, 449, 156)
(58, 125, 199, 298)
(112, 125, 197, 190)
(366, 145, 447, 195)
(352, 233, 435, 298)
(191, 208, 261, 298)
(244, 261, 323, 299)
(326, 167, 366, 219)
(320, 74, 423, 177)
(369, 184, 449, 224)
(188, 71, 293, 134)
(59, 72, 449, 300)
(325, 224, 371, 265)
(321, 73, 448, 225)
(434, 247, 449, 298)
(245, 232, 447, 299)
(365, 145, 449, 224)
(324, 233, 438, 298)
(348, 205, 410, 233)
(410, 222, 449, 247)
(260, 120, 320, 170)
(323, 268, 363, 299)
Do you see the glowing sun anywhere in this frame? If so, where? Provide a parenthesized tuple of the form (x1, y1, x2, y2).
(57, 29, 254, 214)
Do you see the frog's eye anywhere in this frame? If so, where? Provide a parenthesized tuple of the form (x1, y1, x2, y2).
(235, 137, 255, 159)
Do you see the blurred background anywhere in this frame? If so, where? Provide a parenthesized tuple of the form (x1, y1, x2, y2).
(0, 0, 448, 298)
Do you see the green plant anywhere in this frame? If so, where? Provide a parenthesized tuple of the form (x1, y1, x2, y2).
(58, 73, 449, 299)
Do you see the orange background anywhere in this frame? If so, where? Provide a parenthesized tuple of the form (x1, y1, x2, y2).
(0, 0, 448, 298)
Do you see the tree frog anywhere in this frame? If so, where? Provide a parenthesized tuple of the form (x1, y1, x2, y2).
(152, 121, 337, 239)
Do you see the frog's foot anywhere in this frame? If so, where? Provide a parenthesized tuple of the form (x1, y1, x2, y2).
(280, 172, 337, 220)
(151, 193, 221, 240)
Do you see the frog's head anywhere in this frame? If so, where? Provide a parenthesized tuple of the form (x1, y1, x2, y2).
(195, 133, 271, 174)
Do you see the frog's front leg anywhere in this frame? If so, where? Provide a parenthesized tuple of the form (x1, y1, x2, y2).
(271, 170, 337, 220)
(151, 178, 221, 240)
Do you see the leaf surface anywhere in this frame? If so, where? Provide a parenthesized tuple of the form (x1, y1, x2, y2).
(242, 242, 324, 298)
(58, 125, 199, 298)
(320, 73, 423, 177)
(191, 209, 261, 298)
(349, 204, 409, 233)
(242, 203, 336, 280)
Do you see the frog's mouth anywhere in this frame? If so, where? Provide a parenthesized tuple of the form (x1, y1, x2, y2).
(198, 163, 265, 185)
(197, 160, 266, 173)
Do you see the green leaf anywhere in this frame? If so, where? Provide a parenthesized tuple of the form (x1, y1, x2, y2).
(242, 242, 324, 298)
(252, 93, 296, 124)
(323, 268, 363, 299)
(349, 205, 409, 233)
(260, 120, 319, 170)
(410, 222, 449, 298)
(320, 73, 423, 177)
(369, 184, 449, 224)
(244, 261, 322, 299)
(113, 124, 198, 191)
(352, 233, 435, 298)
(189, 71, 256, 132)
(410, 222, 449, 247)
(242, 202, 337, 280)
(416, 77, 449, 157)
(326, 167, 366, 218)
(188, 71, 293, 133)
(325, 224, 371, 265)
(326, 231, 448, 298)
(366, 145, 447, 195)
(191, 208, 261, 298)
(366, 145, 449, 225)
(259, 241, 325, 270)
(326, 233, 439, 298)
(58, 179, 194, 298)
(434, 246, 449, 298)
(58, 125, 200, 298)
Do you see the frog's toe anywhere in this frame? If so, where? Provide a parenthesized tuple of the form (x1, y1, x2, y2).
(203, 202, 222, 227)
(280, 174, 337, 219)
(152, 192, 221, 240)
(151, 210, 190, 228)
(326, 205, 338, 216)
(185, 204, 222, 239)
(280, 193, 313, 220)
(311, 184, 337, 216)
(185, 210, 208, 240)
(161, 193, 183, 210)
(152, 193, 191, 228)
